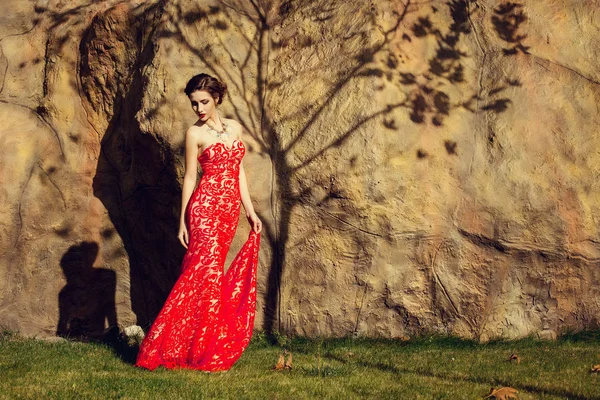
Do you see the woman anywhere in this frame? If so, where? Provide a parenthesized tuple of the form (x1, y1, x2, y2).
(135, 73, 262, 372)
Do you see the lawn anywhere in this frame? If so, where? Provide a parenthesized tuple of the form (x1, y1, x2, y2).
(1, 330, 600, 399)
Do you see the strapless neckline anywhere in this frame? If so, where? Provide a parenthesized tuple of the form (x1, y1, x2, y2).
(199, 139, 241, 158)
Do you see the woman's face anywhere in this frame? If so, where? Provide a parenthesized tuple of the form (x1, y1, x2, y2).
(189, 90, 218, 121)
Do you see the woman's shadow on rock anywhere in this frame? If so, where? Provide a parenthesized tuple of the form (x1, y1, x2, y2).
(57, 241, 139, 363)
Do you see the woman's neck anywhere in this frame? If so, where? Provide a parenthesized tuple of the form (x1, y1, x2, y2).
(206, 112, 222, 129)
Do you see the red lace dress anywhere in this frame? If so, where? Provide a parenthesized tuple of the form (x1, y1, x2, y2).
(135, 139, 260, 371)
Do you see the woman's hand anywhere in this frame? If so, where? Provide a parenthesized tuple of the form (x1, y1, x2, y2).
(178, 222, 189, 249)
(246, 211, 262, 233)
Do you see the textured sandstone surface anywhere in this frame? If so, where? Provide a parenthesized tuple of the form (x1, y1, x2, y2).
(0, 0, 599, 341)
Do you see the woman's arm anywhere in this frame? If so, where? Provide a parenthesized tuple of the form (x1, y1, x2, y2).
(239, 160, 255, 216)
(234, 120, 262, 233)
(178, 127, 200, 247)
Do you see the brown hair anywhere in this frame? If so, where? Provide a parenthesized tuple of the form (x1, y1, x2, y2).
(184, 73, 227, 104)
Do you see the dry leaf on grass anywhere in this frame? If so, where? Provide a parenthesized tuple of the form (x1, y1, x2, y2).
(273, 352, 293, 371)
(591, 364, 600, 373)
(508, 353, 521, 364)
(273, 354, 285, 370)
(483, 386, 519, 400)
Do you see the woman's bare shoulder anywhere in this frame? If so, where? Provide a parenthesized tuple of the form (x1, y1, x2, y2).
(186, 124, 207, 135)
(186, 124, 210, 141)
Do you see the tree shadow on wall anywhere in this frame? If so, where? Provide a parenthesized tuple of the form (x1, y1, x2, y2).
(160, 0, 530, 337)
(57, 241, 118, 340)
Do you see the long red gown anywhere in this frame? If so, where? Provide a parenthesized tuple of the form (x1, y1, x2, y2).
(135, 139, 260, 371)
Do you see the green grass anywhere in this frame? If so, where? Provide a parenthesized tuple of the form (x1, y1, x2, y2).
(1, 330, 600, 399)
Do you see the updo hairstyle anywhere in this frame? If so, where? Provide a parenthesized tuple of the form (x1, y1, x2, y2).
(184, 73, 228, 104)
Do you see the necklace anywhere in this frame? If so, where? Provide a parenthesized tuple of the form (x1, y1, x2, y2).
(205, 118, 230, 141)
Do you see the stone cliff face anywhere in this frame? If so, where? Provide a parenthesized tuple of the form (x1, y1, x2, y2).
(1, 0, 599, 340)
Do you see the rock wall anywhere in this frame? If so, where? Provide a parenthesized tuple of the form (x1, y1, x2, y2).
(0, 0, 599, 341)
